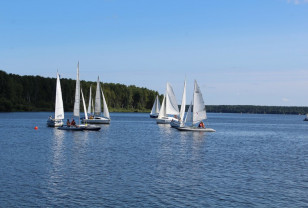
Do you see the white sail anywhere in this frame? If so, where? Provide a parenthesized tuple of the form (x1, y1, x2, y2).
(94, 76, 101, 116)
(101, 87, 110, 119)
(73, 62, 80, 117)
(158, 94, 166, 119)
(192, 80, 207, 124)
(87, 85, 92, 114)
(150, 95, 160, 115)
(81, 88, 88, 120)
(184, 101, 193, 124)
(150, 96, 158, 115)
(55, 72, 64, 119)
(165, 82, 179, 115)
(179, 80, 186, 121)
(156, 95, 161, 113)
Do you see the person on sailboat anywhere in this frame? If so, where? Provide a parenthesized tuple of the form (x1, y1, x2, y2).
(71, 119, 76, 127)
(198, 121, 205, 128)
(67, 119, 71, 127)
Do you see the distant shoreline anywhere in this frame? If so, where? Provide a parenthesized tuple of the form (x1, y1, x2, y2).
(206, 105, 308, 115)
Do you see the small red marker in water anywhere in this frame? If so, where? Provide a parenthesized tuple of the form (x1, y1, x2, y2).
(34, 126, 38, 130)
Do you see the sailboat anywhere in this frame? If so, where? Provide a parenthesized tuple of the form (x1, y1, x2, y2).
(47, 72, 64, 127)
(58, 62, 85, 131)
(170, 80, 186, 128)
(156, 82, 180, 124)
(177, 80, 215, 132)
(150, 95, 161, 118)
(304, 114, 308, 121)
(79, 88, 101, 131)
(82, 76, 111, 124)
(75, 63, 101, 130)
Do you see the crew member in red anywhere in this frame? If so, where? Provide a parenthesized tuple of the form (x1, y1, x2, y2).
(71, 119, 76, 127)
(198, 121, 205, 128)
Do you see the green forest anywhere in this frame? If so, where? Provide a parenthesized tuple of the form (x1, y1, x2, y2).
(0, 70, 161, 112)
(1, 70, 308, 115)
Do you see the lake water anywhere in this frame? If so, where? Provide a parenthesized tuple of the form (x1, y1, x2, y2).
(0, 112, 307, 207)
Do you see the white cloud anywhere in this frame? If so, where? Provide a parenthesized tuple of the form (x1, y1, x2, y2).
(282, 98, 290, 102)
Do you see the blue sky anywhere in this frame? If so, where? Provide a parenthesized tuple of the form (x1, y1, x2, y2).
(1, 0, 308, 106)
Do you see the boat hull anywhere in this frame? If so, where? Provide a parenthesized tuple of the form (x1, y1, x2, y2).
(58, 126, 85, 131)
(47, 119, 63, 127)
(156, 117, 178, 124)
(82, 117, 110, 124)
(304, 117, 308, 121)
(177, 126, 216, 132)
(150, 114, 158, 118)
(170, 120, 182, 128)
(79, 124, 101, 131)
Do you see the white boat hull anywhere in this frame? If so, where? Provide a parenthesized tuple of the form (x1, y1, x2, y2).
(156, 117, 178, 124)
(177, 126, 216, 132)
(82, 117, 110, 124)
(47, 118, 63, 127)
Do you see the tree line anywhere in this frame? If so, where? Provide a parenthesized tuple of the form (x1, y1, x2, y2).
(1, 70, 307, 114)
(206, 105, 308, 115)
(0, 70, 161, 112)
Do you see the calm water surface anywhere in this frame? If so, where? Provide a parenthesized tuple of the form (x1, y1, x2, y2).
(0, 112, 307, 207)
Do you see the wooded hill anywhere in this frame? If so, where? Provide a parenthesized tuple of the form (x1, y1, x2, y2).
(0, 70, 161, 112)
(0, 70, 307, 114)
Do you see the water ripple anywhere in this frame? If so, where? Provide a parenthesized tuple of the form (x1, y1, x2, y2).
(0, 112, 307, 207)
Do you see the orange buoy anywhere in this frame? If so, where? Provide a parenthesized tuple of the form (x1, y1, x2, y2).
(34, 126, 38, 130)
